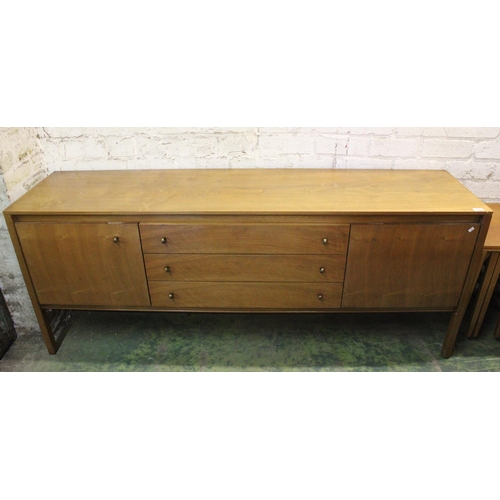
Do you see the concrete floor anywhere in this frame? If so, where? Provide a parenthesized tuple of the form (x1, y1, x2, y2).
(1, 301, 500, 371)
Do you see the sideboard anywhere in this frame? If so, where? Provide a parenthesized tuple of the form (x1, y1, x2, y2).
(3, 168, 492, 357)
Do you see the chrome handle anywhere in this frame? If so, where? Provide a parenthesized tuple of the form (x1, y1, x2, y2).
(319, 267, 325, 274)
(113, 236, 119, 243)
(164, 266, 171, 273)
(168, 293, 174, 299)
(318, 294, 323, 300)
(322, 238, 328, 245)
(161, 237, 167, 244)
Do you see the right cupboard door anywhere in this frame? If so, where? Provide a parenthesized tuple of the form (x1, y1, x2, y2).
(342, 223, 480, 309)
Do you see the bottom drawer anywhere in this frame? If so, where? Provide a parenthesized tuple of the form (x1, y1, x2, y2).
(149, 282, 343, 309)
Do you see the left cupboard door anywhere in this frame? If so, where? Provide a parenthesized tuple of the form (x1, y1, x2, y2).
(15, 222, 150, 307)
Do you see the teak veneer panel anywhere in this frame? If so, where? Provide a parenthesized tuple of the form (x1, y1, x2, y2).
(342, 223, 480, 309)
(149, 281, 343, 309)
(15, 222, 150, 307)
(140, 223, 349, 255)
(4, 169, 491, 215)
(144, 254, 346, 282)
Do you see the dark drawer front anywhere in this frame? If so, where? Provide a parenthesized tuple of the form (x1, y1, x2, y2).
(149, 281, 343, 309)
(140, 223, 350, 255)
(144, 254, 346, 282)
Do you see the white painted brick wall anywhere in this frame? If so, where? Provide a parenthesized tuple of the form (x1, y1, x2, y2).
(0, 128, 47, 334)
(2, 126, 500, 337)
(39, 127, 500, 203)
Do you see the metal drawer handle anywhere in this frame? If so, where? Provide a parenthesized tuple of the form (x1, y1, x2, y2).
(164, 266, 171, 273)
(318, 294, 323, 300)
(168, 293, 174, 299)
(161, 237, 167, 244)
(322, 238, 328, 245)
(113, 236, 119, 243)
(319, 267, 325, 274)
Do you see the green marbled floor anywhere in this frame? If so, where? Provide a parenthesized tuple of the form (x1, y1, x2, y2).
(2, 301, 500, 371)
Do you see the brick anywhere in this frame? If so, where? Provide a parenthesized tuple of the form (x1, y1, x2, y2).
(84, 138, 106, 159)
(315, 136, 346, 155)
(422, 139, 473, 158)
(475, 141, 500, 159)
(446, 161, 495, 180)
(393, 159, 446, 170)
(445, 128, 499, 138)
(257, 155, 307, 168)
(335, 157, 393, 169)
(242, 133, 258, 155)
(461, 179, 500, 201)
(44, 127, 91, 138)
(491, 164, 500, 181)
(394, 128, 425, 136)
(346, 136, 371, 156)
(64, 140, 85, 159)
(228, 156, 259, 168)
(258, 134, 316, 155)
(216, 135, 243, 157)
(106, 137, 136, 158)
(370, 138, 420, 157)
(422, 128, 447, 137)
(335, 128, 393, 135)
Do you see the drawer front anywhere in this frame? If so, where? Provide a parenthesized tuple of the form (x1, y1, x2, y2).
(144, 254, 346, 282)
(149, 281, 343, 309)
(140, 223, 350, 255)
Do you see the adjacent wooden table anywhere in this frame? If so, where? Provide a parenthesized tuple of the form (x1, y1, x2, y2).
(3, 169, 492, 357)
(466, 203, 500, 338)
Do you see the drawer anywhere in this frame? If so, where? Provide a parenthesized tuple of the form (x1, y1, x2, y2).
(144, 254, 346, 282)
(149, 281, 343, 309)
(140, 223, 349, 255)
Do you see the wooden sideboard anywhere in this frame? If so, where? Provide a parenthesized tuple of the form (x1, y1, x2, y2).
(3, 169, 492, 357)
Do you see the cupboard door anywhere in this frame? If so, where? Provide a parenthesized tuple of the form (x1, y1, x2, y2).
(16, 222, 150, 307)
(342, 223, 479, 309)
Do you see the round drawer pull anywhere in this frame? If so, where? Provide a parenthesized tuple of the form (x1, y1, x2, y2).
(168, 293, 175, 299)
(161, 237, 167, 244)
(318, 294, 323, 300)
(319, 267, 325, 274)
(113, 236, 119, 243)
(164, 266, 171, 273)
(322, 238, 328, 245)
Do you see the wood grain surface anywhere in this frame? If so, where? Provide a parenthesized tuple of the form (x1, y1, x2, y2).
(485, 203, 500, 250)
(144, 254, 346, 282)
(140, 223, 349, 255)
(342, 223, 480, 308)
(15, 222, 150, 307)
(4, 169, 491, 215)
(148, 281, 343, 309)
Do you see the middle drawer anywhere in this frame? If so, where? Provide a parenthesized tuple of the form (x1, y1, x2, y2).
(144, 254, 346, 282)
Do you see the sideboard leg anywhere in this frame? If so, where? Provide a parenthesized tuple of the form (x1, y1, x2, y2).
(442, 216, 492, 358)
(442, 312, 461, 358)
(35, 308, 72, 354)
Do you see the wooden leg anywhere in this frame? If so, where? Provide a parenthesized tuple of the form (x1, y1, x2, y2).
(466, 252, 498, 337)
(442, 312, 463, 358)
(494, 314, 500, 339)
(34, 307, 72, 354)
(4, 214, 71, 354)
(470, 255, 500, 338)
(466, 251, 490, 337)
(441, 219, 492, 358)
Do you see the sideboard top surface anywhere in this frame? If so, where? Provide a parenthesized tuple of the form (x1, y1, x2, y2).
(4, 168, 492, 216)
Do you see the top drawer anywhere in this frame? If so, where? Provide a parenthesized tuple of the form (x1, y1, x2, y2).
(140, 223, 350, 255)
